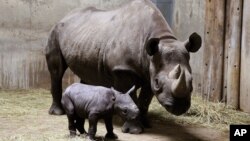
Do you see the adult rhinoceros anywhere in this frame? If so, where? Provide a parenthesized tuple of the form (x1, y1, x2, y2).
(45, 0, 201, 134)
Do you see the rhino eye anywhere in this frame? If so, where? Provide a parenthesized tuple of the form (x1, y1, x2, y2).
(123, 108, 128, 115)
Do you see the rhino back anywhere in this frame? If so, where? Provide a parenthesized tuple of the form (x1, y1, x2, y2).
(56, 0, 172, 86)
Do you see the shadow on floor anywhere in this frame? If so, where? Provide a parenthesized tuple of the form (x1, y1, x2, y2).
(109, 113, 210, 141)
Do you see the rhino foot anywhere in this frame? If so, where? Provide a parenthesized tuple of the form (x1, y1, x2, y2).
(86, 135, 96, 141)
(69, 130, 77, 137)
(49, 102, 65, 115)
(105, 133, 118, 139)
(121, 120, 143, 134)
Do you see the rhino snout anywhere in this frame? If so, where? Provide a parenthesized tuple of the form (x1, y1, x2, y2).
(163, 97, 190, 116)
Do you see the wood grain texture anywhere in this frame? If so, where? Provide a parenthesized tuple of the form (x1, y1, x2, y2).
(240, 0, 250, 113)
(172, 0, 205, 95)
(223, 0, 242, 108)
(202, 0, 226, 101)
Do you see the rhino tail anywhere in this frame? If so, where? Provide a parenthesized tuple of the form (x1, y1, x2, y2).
(45, 25, 60, 55)
(61, 94, 74, 115)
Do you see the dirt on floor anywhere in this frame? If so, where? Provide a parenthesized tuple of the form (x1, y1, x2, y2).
(0, 89, 229, 141)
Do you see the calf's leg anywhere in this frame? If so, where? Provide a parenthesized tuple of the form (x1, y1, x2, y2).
(104, 117, 118, 139)
(87, 114, 98, 141)
(67, 115, 77, 136)
(61, 94, 77, 135)
(75, 116, 86, 134)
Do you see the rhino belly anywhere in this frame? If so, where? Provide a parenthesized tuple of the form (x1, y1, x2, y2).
(67, 58, 113, 87)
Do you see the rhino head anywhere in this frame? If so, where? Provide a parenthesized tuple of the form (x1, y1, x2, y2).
(146, 33, 202, 115)
(112, 86, 140, 120)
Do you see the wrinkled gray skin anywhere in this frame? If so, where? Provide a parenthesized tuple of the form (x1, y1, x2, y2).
(61, 83, 139, 141)
(46, 0, 202, 134)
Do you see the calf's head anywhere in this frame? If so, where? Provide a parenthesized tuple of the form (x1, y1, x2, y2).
(112, 86, 139, 120)
(146, 33, 202, 115)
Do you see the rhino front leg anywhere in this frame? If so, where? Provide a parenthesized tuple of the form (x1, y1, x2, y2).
(138, 86, 154, 128)
(87, 114, 98, 141)
(104, 116, 118, 139)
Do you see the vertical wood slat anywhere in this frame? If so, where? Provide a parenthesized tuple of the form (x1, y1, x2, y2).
(223, 0, 243, 108)
(240, 0, 250, 113)
(202, 0, 226, 101)
(171, 0, 205, 96)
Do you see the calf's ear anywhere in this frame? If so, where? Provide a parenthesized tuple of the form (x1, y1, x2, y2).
(110, 87, 116, 101)
(111, 95, 116, 101)
(146, 38, 160, 56)
(126, 85, 136, 96)
(185, 32, 202, 52)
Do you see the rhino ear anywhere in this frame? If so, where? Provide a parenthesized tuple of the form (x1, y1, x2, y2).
(146, 38, 160, 56)
(185, 32, 202, 53)
(111, 95, 116, 101)
(110, 87, 116, 101)
(126, 85, 136, 96)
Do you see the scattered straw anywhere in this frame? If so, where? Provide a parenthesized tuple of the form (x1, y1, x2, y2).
(149, 95, 250, 131)
(0, 89, 249, 141)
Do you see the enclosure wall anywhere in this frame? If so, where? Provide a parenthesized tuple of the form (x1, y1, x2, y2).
(0, 0, 130, 89)
(0, 0, 249, 113)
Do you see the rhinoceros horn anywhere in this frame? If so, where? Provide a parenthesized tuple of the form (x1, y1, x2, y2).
(170, 65, 187, 98)
(168, 64, 181, 79)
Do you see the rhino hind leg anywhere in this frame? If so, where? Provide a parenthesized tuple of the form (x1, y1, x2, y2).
(67, 115, 77, 136)
(75, 116, 86, 134)
(46, 28, 68, 115)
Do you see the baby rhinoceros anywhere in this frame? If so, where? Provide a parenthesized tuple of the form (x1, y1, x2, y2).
(61, 83, 139, 141)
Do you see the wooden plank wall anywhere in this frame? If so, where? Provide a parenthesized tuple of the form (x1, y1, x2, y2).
(172, 0, 250, 113)
(223, 0, 243, 108)
(240, 0, 250, 113)
(203, 0, 250, 113)
(172, 0, 205, 96)
(202, 0, 226, 101)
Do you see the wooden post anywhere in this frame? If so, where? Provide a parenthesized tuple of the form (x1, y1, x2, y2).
(240, 0, 250, 113)
(202, 0, 226, 101)
(223, 0, 242, 109)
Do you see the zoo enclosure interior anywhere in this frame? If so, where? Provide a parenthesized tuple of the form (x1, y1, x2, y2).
(0, 0, 249, 113)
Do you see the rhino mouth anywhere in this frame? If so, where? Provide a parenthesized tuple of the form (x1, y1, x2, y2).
(163, 97, 190, 116)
